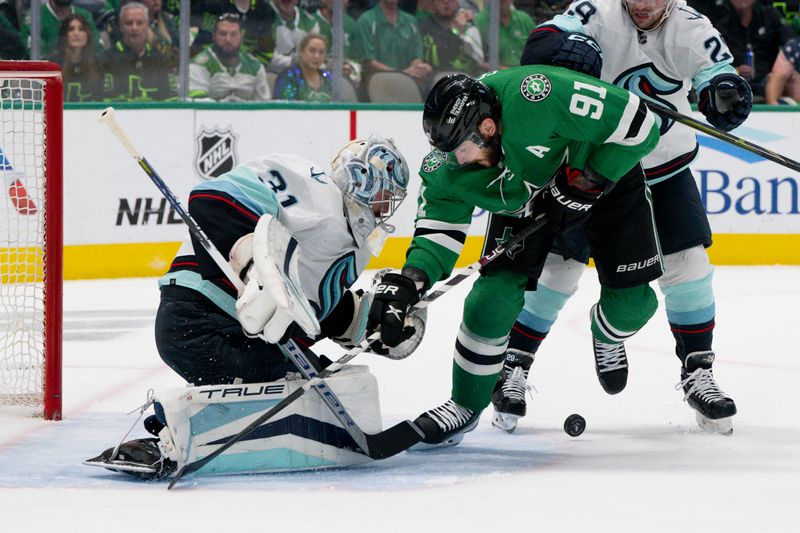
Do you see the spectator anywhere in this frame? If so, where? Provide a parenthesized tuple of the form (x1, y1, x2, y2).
(474, 0, 534, 68)
(273, 32, 333, 100)
(766, 36, 800, 103)
(267, 0, 320, 73)
(51, 14, 102, 101)
(1, 11, 26, 59)
(21, 0, 103, 58)
(142, 0, 178, 53)
(358, 0, 432, 84)
(98, 2, 177, 101)
(189, 13, 271, 101)
(312, 0, 364, 83)
(420, 0, 485, 75)
(704, 0, 793, 96)
(191, 0, 277, 64)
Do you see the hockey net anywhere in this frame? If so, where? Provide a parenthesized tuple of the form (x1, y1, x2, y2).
(0, 61, 63, 420)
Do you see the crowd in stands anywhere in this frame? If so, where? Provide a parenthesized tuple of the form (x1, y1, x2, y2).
(1, 0, 799, 104)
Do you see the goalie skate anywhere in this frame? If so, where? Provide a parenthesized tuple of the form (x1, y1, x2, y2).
(84, 438, 177, 480)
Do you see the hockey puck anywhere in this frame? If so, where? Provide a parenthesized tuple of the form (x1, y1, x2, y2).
(564, 414, 586, 437)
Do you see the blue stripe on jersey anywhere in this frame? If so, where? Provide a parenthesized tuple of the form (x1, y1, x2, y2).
(317, 253, 357, 320)
(158, 270, 237, 318)
(193, 166, 280, 217)
(692, 61, 737, 93)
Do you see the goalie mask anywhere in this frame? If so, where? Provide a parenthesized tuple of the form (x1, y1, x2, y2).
(623, 0, 677, 31)
(331, 135, 410, 251)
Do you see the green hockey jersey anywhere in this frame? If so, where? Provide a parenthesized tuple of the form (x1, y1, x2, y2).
(405, 65, 660, 285)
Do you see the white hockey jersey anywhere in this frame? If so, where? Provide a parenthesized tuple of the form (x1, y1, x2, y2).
(160, 153, 373, 321)
(550, 0, 737, 183)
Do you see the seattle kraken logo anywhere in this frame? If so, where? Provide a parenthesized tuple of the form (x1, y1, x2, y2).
(318, 252, 357, 320)
(614, 63, 682, 134)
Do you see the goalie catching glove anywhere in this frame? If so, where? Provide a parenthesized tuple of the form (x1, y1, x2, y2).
(231, 214, 320, 343)
(697, 73, 752, 132)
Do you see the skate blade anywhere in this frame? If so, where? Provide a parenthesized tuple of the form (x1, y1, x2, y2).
(84, 458, 160, 475)
(491, 411, 520, 433)
(408, 432, 466, 452)
(695, 412, 733, 436)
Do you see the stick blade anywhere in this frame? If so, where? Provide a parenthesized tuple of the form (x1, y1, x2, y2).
(364, 420, 425, 460)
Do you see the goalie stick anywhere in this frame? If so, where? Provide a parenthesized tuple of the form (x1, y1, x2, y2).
(98, 108, 425, 486)
(167, 212, 549, 486)
(644, 100, 800, 173)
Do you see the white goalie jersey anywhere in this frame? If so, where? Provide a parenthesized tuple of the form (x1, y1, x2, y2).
(240, 153, 374, 317)
(162, 153, 374, 322)
(550, 0, 738, 183)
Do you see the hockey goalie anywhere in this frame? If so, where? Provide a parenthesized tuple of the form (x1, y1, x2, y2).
(85, 134, 426, 479)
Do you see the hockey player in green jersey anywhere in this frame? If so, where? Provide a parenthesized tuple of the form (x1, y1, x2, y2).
(368, 69, 664, 447)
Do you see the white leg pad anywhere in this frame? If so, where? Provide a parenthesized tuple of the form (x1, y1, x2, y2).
(154, 365, 382, 475)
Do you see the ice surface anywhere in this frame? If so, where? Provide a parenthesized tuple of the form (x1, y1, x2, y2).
(1, 268, 798, 532)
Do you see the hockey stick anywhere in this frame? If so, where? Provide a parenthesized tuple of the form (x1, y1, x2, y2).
(98, 108, 424, 485)
(644, 101, 800, 173)
(166, 212, 550, 484)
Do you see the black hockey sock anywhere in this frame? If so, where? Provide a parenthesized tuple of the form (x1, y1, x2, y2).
(508, 321, 547, 355)
(670, 318, 715, 363)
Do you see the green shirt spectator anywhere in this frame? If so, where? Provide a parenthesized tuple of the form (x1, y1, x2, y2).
(474, 0, 533, 68)
(1, 13, 26, 59)
(273, 33, 332, 101)
(268, 0, 320, 73)
(98, 3, 177, 101)
(21, 0, 103, 58)
(312, 0, 363, 83)
(358, 0, 431, 83)
(189, 14, 271, 101)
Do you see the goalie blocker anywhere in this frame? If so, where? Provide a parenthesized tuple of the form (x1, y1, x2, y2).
(85, 365, 382, 478)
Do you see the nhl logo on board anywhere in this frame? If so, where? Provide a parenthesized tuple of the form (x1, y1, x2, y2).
(520, 74, 551, 102)
(194, 126, 239, 180)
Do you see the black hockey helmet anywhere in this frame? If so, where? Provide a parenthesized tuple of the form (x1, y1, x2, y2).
(422, 74, 501, 153)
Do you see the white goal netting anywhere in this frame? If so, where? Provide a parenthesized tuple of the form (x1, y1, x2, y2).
(0, 77, 48, 408)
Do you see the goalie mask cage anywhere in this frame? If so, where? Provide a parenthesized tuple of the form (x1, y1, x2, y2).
(0, 61, 63, 420)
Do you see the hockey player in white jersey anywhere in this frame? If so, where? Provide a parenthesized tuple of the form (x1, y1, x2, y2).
(491, 0, 750, 434)
(85, 135, 414, 478)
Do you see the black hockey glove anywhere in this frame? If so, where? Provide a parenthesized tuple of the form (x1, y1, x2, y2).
(367, 268, 427, 347)
(533, 165, 610, 233)
(521, 26, 603, 78)
(698, 73, 752, 132)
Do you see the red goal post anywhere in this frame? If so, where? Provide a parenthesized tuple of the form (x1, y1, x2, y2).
(0, 61, 63, 420)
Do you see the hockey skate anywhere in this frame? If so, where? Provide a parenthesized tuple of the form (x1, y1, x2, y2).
(84, 438, 177, 480)
(491, 351, 535, 432)
(676, 351, 737, 435)
(593, 337, 628, 394)
(410, 399, 481, 451)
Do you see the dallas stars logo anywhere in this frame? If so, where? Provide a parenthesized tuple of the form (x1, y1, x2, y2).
(520, 74, 552, 102)
(422, 150, 444, 173)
